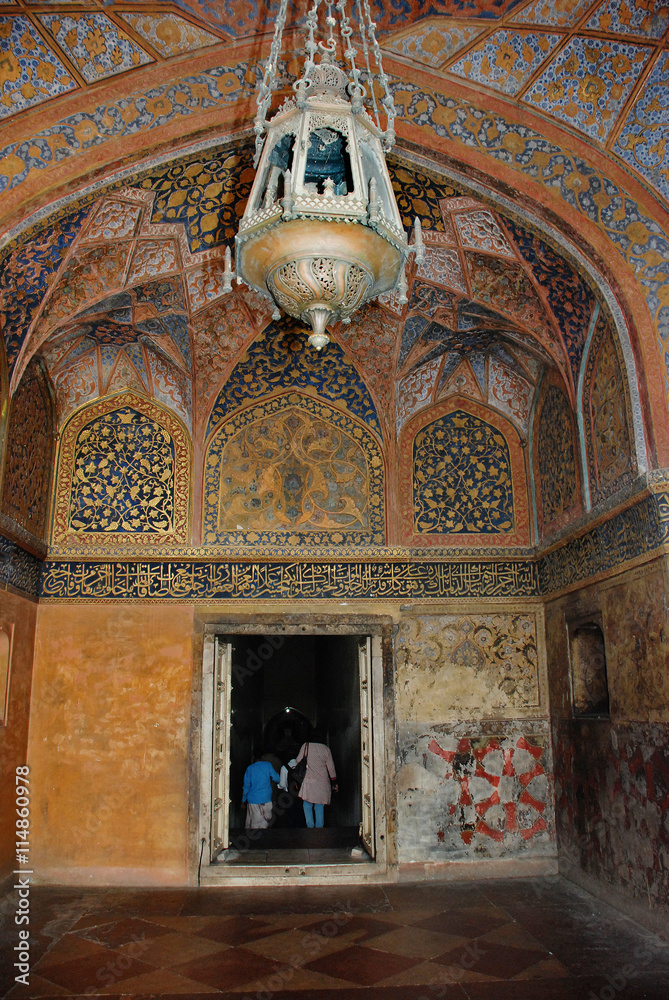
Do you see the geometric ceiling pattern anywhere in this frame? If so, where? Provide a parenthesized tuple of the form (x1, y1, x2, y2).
(1, 139, 603, 448)
(0, 1, 666, 463)
(5, 180, 269, 431)
(385, 2, 669, 201)
(1, 1, 667, 202)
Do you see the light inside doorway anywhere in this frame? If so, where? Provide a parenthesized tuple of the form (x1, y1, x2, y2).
(222, 633, 367, 860)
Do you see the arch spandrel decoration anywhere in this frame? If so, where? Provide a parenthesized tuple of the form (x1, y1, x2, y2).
(205, 323, 383, 442)
(534, 380, 581, 540)
(203, 392, 385, 547)
(1, 356, 54, 546)
(52, 391, 190, 547)
(583, 313, 636, 506)
(399, 397, 530, 548)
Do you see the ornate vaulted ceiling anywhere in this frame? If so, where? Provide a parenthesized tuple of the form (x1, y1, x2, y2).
(1, 0, 668, 465)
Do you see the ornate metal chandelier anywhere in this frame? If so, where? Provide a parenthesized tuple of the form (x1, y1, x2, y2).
(221, 0, 424, 349)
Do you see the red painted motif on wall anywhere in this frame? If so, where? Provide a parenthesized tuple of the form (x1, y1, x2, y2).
(554, 721, 669, 908)
(429, 734, 548, 845)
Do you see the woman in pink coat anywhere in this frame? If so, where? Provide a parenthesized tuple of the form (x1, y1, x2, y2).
(295, 733, 337, 828)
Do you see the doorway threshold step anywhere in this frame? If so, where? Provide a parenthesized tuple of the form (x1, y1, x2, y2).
(216, 847, 371, 865)
(201, 859, 381, 883)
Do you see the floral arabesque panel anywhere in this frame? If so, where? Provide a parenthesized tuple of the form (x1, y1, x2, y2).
(383, 20, 484, 68)
(136, 145, 256, 253)
(505, 218, 596, 388)
(0, 15, 77, 120)
(52, 391, 190, 546)
(583, 314, 635, 505)
(203, 392, 385, 547)
(206, 322, 382, 441)
(168, 0, 522, 38)
(0, 358, 54, 543)
(396, 613, 541, 720)
(0, 206, 89, 372)
(614, 50, 669, 204)
(523, 35, 652, 143)
(535, 382, 580, 538)
(448, 29, 562, 97)
(400, 398, 530, 547)
(38, 12, 153, 84)
(117, 12, 222, 57)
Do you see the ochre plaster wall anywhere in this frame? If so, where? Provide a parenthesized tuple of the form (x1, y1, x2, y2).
(394, 605, 556, 871)
(547, 556, 669, 915)
(27, 603, 195, 885)
(0, 589, 37, 880)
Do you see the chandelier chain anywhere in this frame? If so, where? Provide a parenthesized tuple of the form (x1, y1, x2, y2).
(360, 0, 395, 148)
(253, 0, 290, 165)
(355, 0, 380, 130)
(336, 0, 365, 108)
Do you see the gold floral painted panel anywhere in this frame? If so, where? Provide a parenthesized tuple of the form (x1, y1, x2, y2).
(584, 314, 635, 504)
(396, 613, 541, 721)
(203, 392, 385, 546)
(52, 391, 190, 546)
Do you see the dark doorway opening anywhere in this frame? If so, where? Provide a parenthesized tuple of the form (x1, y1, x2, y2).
(225, 633, 364, 854)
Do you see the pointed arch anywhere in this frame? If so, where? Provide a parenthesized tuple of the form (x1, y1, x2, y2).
(202, 391, 386, 547)
(51, 390, 191, 547)
(399, 395, 530, 547)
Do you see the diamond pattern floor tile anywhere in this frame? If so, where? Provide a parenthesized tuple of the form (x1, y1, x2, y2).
(97, 968, 221, 994)
(170, 946, 289, 990)
(116, 929, 229, 966)
(76, 916, 172, 949)
(304, 943, 422, 985)
(35, 950, 157, 993)
(364, 924, 470, 959)
(1, 877, 668, 999)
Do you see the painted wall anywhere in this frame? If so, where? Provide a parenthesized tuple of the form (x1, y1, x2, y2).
(27, 603, 195, 884)
(547, 556, 669, 915)
(0, 589, 37, 880)
(394, 606, 556, 870)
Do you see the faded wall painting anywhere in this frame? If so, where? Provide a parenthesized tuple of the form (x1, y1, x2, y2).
(52, 391, 190, 546)
(1, 357, 54, 545)
(400, 399, 530, 546)
(203, 392, 385, 546)
(535, 382, 580, 538)
(397, 721, 554, 861)
(396, 612, 541, 721)
(584, 315, 635, 505)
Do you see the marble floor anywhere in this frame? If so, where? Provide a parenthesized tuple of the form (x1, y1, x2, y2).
(1, 876, 668, 999)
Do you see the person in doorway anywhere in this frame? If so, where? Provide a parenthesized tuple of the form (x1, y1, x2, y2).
(241, 756, 280, 829)
(295, 732, 337, 828)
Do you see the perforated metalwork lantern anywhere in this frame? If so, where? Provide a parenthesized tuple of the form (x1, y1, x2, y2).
(228, 0, 423, 350)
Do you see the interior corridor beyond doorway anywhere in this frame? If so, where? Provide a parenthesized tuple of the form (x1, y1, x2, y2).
(219, 632, 367, 865)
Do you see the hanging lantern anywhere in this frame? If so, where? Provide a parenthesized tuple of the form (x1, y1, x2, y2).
(224, 0, 424, 350)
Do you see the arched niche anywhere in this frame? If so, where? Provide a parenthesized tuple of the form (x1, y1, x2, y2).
(0, 357, 55, 548)
(51, 390, 191, 548)
(582, 311, 637, 507)
(532, 375, 582, 541)
(202, 391, 386, 547)
(399, 396, 530, 547)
